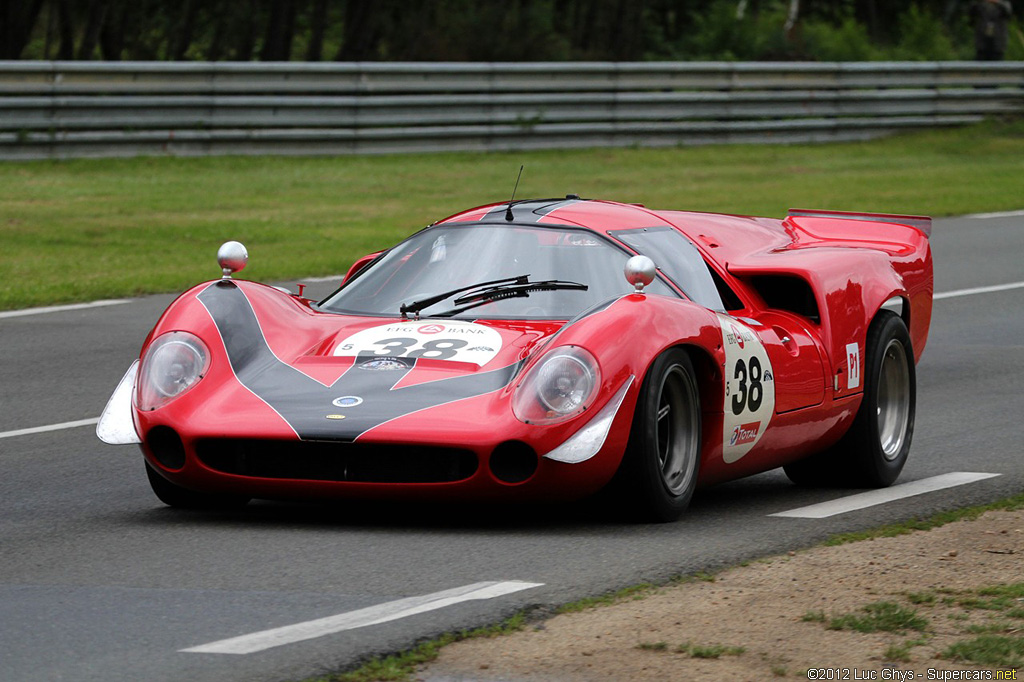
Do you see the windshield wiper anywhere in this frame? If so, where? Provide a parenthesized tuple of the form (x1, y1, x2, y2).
(431, 279, 588, 318)
(400, 275, 529, 319)
(453, 279, 588, 305)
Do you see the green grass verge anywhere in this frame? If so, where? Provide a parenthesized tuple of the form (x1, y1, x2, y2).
(554, 582, 658, 614)
(635, 640, 746, 658)
(2, 120, 1024, 311)
(823, 491, 1024, 546)
(826, 601, 930, 634)
(957, 583, 1024, 612)
(943, 634, 1024, 669)
(681, 642, 746, 659)
(301, 613, 527, 682)
(801, 581, 1024, 668)
(304, 495, 1024, 682)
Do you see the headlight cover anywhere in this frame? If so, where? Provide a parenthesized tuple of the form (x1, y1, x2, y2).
(513, 346, 601, 425)
(137, 331, 210, 411)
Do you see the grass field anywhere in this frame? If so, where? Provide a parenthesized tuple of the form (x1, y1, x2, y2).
(2, 120, 1023, 311)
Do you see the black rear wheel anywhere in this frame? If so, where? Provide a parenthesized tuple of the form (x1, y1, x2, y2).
(784, 311, 915, 487)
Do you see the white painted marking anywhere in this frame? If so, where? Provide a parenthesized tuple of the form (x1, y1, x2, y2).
(0, 299, 131, 319)
(181, 580, 544, 655)
(963, 209, 1024, 219)
(299, 275, 339, 283)
(845, 342, 860, 390)
(0, 418, 100, 440)
(934, 281, 1024, 300)
(770, 472, 1001, 519)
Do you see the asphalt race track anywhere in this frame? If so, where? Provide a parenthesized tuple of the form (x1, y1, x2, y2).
(1, 214, 1022, 682)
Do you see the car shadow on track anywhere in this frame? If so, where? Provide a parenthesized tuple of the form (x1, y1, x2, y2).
(130, 469, 816, 532)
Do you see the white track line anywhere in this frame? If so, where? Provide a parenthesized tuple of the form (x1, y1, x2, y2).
(934, 281, 1024, 300)
(182, 580, 544, 655)
(0, 418, 99, 440)
(769, 472, 1001, 519)
(0, 299, 131, 320)
(963, 209, 1024, 219)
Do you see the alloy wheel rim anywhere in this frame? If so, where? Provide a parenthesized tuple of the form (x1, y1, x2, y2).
(877, 338, 911, 461)
(655, 365, 700, 495)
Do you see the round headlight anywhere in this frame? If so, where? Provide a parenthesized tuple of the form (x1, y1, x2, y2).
(513, 346, 601, 425)
(137, 331, 210, 411)
(535, 353, 595, 413)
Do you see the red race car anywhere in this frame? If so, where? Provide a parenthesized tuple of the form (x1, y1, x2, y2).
(98, 198, 933, 522)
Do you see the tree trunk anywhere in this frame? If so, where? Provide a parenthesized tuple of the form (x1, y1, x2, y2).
(234, 0, 259, 61)
(260, 0, 296, 61)
(0, 0, 46, 59)
(55, 0, 75, 60)
(336, 0, 379, 61)
(76, 0, 109, 59)
(306, 0, 327, 61)
(99, 1, 127, 60)
(207, 3, 226, 61)
(943, 0, 959, 24)
(861, 0, 879, 41)
(171, 0, 199, 60)
(784, 0, 800, 32)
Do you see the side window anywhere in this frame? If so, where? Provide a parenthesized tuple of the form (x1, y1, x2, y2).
(614, 226, 732, 312)
(708, 266, 745, 312)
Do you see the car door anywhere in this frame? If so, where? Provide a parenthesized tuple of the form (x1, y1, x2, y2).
(739, 309, 827, 414)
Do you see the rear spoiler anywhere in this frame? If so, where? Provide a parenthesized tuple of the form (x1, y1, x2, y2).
(788, 209, 932, 238)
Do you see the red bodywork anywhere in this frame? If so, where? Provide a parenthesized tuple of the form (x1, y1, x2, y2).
(131, 200, 933, 503)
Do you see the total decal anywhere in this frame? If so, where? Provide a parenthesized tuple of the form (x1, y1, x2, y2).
(333, 321, 503, 367)
(716, 314, 776, 463)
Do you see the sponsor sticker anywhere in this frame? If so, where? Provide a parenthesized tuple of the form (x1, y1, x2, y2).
(357, 357, 412, 371)
(730, 421, 761, 446)
(846, 342, 861, 390)
(335, 321, 503, 367)
(725, 323, 751, 349)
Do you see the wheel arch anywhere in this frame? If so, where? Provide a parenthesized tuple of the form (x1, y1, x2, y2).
(671, 342, 722, 425)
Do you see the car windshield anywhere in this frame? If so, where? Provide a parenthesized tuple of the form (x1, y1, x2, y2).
(319, 223, 676, 319)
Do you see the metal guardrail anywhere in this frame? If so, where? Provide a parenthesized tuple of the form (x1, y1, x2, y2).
(1, 61, 1021, 160)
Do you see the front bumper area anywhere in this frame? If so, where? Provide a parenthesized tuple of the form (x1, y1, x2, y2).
(141, 429, 627, 503)
(129, 362, 638, 503)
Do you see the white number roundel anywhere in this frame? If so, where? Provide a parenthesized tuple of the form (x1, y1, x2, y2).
(716, 314, 775, 463)
(334, 321, 503, 367)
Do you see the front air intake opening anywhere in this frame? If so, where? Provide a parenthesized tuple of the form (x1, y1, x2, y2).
(195, 440, 478, 483)
(489, 441, 539, 484)
(147, 426, 186, 470)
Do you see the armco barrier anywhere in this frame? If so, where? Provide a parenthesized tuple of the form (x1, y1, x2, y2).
(1, 61, 1021, 160)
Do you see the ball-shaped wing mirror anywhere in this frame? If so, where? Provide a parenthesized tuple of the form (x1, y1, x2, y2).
(217, 241, 248, 279)
(624, 255, 656, 294)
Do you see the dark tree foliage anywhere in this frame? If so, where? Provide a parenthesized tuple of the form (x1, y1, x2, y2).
(0, 0, 1006, 61)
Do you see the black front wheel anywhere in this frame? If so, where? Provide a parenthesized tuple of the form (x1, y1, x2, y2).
(145, 462, 250, 510)
(617, 349, 702, 522)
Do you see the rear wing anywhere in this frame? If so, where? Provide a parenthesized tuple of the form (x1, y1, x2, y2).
(788, 209, 931, 238)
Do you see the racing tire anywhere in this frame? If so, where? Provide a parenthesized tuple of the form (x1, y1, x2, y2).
(618, 348, 702, 523)
(145, 462, 250, 510)
(784, 311, 915, 488)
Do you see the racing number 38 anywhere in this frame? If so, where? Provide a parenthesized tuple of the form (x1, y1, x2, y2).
(346, 337, 469, 360)
(334, 321, 504, 368)
(731, 357, 764, 415)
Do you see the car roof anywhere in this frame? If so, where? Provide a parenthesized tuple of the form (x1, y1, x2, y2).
(437, 198, 791, 267)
